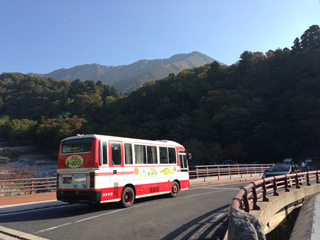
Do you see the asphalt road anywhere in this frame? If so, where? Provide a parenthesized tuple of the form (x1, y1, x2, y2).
(0, 181, 251, 240)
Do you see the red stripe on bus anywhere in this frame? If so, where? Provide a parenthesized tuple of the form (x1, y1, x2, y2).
(98, 180, 190, 201)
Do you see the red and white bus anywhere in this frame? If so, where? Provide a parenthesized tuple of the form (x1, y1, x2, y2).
(57, 134, 190, 207)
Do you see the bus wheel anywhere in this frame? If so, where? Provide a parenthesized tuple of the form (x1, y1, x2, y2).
(121, 187, 135, 208)
(170, 181, 179, 197)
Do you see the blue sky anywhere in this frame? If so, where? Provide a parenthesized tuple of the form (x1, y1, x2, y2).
(1, 0, 319, 74)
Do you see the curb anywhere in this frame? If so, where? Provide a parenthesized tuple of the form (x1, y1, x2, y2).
(190, 176, 262, 187)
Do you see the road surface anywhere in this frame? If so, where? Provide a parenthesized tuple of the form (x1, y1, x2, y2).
(0, 181, 250, 240)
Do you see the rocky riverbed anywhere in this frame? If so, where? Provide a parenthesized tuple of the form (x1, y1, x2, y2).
(0, 147, 57, 178)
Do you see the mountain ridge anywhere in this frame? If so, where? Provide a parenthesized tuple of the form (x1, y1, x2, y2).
(28, 51, 221, 93)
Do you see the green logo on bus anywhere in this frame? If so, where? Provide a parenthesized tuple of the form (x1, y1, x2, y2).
(65, 155, 84, 168)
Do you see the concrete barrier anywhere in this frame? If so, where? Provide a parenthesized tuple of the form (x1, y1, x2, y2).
(250, 184, 320, 234)
(226, 171, 320, 240)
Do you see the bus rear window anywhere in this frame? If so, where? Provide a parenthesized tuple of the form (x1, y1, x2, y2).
(62, 138, 93, 154)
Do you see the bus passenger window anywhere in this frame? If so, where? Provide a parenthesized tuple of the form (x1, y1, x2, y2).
(160, 147, 168, 164)
(135, 145, 146, 164)
(147, 146, 157, 164)
(102, 141, 107, 165)
(125, 143, 132, 165)
(111, 143, 121, 166)
(168, 148, 176, 164)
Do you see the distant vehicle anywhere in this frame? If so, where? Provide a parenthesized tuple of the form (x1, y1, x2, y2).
(262, 163, 301, 178)
(283, 158, 294, 164)
(305, 159, 312, 164)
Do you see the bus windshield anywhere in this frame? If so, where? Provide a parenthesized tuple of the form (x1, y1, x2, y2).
(61, 138, 93, 154)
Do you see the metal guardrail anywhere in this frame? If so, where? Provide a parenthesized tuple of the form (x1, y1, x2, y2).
(230, 170, 320, 213)
(0, 177, 56, 197)
(0, 164, 273, 197)
(189, 164, 272, 181)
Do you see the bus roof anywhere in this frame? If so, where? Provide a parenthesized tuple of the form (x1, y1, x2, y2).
(62, 134, 183, 147)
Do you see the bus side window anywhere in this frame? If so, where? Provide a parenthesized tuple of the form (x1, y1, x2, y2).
(160, 147, 168, 164)
(135, 145, 146, 164)
(168, 148, 176, 164)
(102, 141, 108, 165)
(111, 143, 121, 166)
(147, 146, 157, 164)
(124, 143, 133, 165)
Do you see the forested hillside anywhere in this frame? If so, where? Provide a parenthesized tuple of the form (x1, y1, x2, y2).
(1, 25, 320, 164)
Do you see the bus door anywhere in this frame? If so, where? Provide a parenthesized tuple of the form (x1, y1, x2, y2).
(109, 141, 123, 198)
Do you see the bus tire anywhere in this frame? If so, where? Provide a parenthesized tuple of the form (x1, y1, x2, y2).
(121, 186, 135, 208)
(170, 181, 179, 198)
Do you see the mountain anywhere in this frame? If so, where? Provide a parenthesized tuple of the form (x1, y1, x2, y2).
(28, 51, 220, 93)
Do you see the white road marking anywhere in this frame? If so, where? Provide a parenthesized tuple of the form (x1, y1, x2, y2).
(36, 222, 73, 233)
(184, 189, 227, 198)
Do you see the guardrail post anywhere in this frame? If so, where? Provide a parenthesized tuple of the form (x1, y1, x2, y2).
(206, 166, 209, 178)
(250, 182, 260, 210)
(240, 187, 250, 212)
(196, 166, 199, 179)
(317, 171, 320, 183)
(273, 177, 279, 196)
(218, 166, 220, 180)
(307, 172, 311, 186)
(31, 179, 34, 195)
(284, 175, 290, 192)
(262, 179, 269, 202)
(295, 174, 300, 189)
(240, 187, 249, 213)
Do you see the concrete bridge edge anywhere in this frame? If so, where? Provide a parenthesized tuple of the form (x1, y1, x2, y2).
(224, 184, 320, 240)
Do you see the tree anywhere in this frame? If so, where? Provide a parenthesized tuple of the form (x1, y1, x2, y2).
(96, 80, 104, 88)
(207, 61, 223, 85)
(238, 51, 254, 76)
(291, 37, 301, 54)
(300, 25, 320, 49)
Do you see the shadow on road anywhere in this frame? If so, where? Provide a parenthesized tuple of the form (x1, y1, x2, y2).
(160, 204, 229, 240)
(0, 194, 186, 223)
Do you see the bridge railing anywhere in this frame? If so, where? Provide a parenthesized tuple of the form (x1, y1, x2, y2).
(0, 164, 272, 197)
(0, 177, 56, 197)
(189, 164, 272, 180)
(230, 170, 320, 213)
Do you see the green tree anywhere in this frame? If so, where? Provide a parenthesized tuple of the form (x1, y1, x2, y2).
(291, 37, 301, 54)
(300, 25, 320, 49)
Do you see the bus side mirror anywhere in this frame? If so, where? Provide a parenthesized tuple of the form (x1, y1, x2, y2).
(187, 153, 192, 160)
